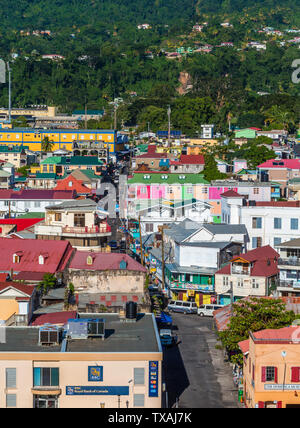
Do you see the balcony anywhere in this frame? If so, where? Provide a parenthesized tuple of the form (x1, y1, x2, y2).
(231, 266, 250, 275)
(62, 224, 111, 235)
(278, 258, 300, 267)
(276, 280, 300, 290)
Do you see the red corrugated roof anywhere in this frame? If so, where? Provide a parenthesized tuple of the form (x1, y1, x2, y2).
(54, 176, 91, 194)
(258, 159, 300, 169)
(30, 311, 77, 326)
(220, 190, 243, 198)
(0, 238, 74, 274)
(238, 339, 250, 354)
(0, 281, 35, 297)
(69, 252, 147, 273)
(216, 245, 279, 277)
(0, 218, 43, 232)
(252, 326, 300, 342)
(0, 189, 76, 200)
(171, 154, 205, 165)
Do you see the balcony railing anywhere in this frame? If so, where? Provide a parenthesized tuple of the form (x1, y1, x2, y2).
(278, 258, 300, 267)
(231, 266, 250, 275)
(62, 224, 111, 234)
(276, 280, 300, 289)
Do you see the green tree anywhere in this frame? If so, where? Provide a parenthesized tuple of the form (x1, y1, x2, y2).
(218, 297, 296, 365)
(202, 154, 227, 182)
(37, 273, 57, 295)
(41, 136, 54, 152)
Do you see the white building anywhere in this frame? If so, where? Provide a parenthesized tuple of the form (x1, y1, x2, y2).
(221, 192, 300, 250)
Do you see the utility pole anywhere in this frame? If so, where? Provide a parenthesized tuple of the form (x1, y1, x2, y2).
(139, 215, 144, 266)
(114, 102, 118, 130)
(167, 105, 171, 145)
(84, 103, 87, 129)
(7, 62, 11, 124)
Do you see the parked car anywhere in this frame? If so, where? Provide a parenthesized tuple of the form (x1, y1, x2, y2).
(197, 304, 224, 317)
(167, 300, 197, 314)
(159, 329, 174, 347)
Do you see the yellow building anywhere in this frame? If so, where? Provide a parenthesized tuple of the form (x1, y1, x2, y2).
(239, 326, 300, 408)
(0, 128, 121, 153)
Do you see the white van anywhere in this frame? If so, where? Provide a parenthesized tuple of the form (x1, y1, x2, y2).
(167, 300, 198, 314)
(197, 304, 224, 317)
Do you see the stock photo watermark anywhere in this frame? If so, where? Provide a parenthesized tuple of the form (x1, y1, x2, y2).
(292, 59, 300, 84)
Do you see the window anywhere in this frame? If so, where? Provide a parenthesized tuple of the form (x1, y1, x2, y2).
(134, 368, 145, 386)
(6, 368, 16, 388)
(274, 237, 281, 246)
(74, 213, 85, 227)
(252, 237, 262, 248)
(33, 368, 59, 387)
(291, 367, 300, 383)
(202, 187, 208, 194)
(145, 223, 153, 233)
(261, 366, 277, 383)
(133, 394, 145, 407)
(223, 276, 229, 287)
(185, 274, 191, 282)
(187, 187, 193, 194)
(6, 394, 16, 408)
(291, 218, 299, 230)
(252, 279, 259, 289)
(237, 279, 243, 288)
(253, 188, 259, 194)
(42, 165, 48, 173)
(34, 201, 41, 208)
(55, 213, 62, 222)
(252, 217, 262, 229)
(274, 218, 282, 229)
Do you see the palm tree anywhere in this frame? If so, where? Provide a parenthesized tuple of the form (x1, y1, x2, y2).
(264, 106, 294, 131)
(37, 273, 57, 295)
(41, 136, 54, 152)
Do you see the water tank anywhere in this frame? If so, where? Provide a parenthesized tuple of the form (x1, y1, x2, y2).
(126, 301, 137, 319)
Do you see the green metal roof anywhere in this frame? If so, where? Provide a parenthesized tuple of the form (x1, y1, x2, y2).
(128, 173, 209, 185)
(0, 145, 29, 153)
(17, 212, 45, 219)
(35, 173, 57, 179)
(41, 156, 62, 164)
(41, 156, 103, 166)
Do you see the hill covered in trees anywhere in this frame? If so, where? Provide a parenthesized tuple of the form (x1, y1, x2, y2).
(0, 0, 299, 134)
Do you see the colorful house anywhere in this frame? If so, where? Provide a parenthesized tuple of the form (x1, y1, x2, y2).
(0, 129, 122, 154)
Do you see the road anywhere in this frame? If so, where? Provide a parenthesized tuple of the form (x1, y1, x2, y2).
(162, 313, 240, 408)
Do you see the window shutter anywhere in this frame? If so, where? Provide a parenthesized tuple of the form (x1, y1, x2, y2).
(6, 368, 16, 388)
(261, 367, 266, 383)
(134, 368, 145, 386)
(274, 367, 278, 383)
(6, 394, 16, 407)
(291, 367, 300, 383)
(258, 401, 264, 408)
(133, 394, 145, 407)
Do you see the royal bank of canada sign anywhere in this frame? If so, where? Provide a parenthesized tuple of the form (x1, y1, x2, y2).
(265, 384, 300, 391)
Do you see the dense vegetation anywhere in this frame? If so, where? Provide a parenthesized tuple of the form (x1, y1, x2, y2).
(0, 0, 299, 134)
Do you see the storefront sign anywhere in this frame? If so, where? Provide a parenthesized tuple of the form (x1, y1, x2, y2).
(88, 366, 103, 382)
(170, 283, 213, 292)
(66, 386, 129, 396)
(264, 384, 300, 391)
(149, 361, 159, 397)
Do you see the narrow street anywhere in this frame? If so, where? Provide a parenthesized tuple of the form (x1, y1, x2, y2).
(162, 313, 240, 408)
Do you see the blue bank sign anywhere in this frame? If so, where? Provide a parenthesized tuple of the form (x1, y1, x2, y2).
(149, 361, 159, 397)
(66, 386, 129, 396)
(88, 366, 103, 382)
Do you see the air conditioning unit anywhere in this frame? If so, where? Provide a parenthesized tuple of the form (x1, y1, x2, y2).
(87, 319, 105, 338)
(39, 324, 61, 345)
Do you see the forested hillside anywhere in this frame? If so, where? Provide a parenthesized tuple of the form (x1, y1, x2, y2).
(0, 0, 298, 134)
